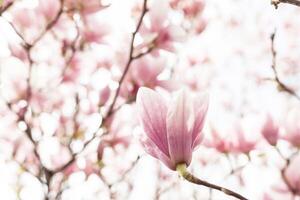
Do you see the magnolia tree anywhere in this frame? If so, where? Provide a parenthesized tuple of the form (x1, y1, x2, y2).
(0, 0, 300, 199)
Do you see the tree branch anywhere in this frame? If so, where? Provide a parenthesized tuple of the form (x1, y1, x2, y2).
(51, 0, 150, 178)
(105, 0, 149, 119)
(270, 32, 300, 101)
(271, 0, 300, 8)
(176, 164, 248, 200)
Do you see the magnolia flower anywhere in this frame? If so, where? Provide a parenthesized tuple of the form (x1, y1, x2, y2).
(261, 114, 279, 146)
(136, 87, 208, 170)
(284, 155, 300, 195)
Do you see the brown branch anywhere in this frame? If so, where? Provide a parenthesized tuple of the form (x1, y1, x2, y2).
(105, 0, 149, 119)
(271, 0, 300, 8)
(3, 1, 65, 198)
(274, 147, 300, 196)
(53, 0, 150, 174)
(270, 32, 300, 101)
(224, 155, 250, 180)
(31, 0, 64, 46)
(109, 155, 142, 186)
(177, 164, 248, 200)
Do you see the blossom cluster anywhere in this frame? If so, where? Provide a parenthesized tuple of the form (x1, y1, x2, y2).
(0, 0, 300, 199)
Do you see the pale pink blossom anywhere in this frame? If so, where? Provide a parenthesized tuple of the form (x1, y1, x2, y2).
(232, 126, 257, 154)
(8, 43, 27, 61)
(81, 14, 111, 44)
(141, 1, 185, 52)
(261, 114, 279, 146)
(137, 87, 208, 170)
(98, 85, 110, 106)
(37, 0, 60, 21)
(11, 7, 44, 42)
(205, 128, 234, 153)
(181, 0, 205, 18)
(206, 121, 258, 154)
(282, 109, 300, 147)
(120, 55, 176, 98)
(284, 155, 300, 195)
(65, 0, 107, 15)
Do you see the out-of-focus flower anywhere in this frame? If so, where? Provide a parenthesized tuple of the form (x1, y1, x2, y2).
(136, 87, 208, 170)
(65, 0, 108, 15)
(98, 85, 110, 106)
(206, 119, 258, 154)
(141, 1, 185, 52)
(63, 159, 99, 177)
(81, 13, 111, 44)
(284, 155, 300, 195)
(205, 127, 234, 153)
(0, 57, 28, 101)
(232, 125, 257, 154)
(261, 114, 279, 146)
(181, 0, 205, 18)
(282, 109, 300, 147)
(120, 55, 177, 99)
(37, 0, 60, 21)
(8, 43, 27, 61)
(11, 7, 44, 43)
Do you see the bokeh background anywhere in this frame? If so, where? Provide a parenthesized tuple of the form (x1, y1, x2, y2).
(0, 0, 300, 199)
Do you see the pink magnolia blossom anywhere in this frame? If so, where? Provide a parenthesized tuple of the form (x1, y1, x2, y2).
(281, 109, 300, 147)
(232, 126, 257, 154)
(137, 87, 208, 170)
(206, 121, 258, 154)
(37, 0, 60, 21)
(284, 155, 300, 195)
(261, 114, 279, 146)
(11, 7, 45, 43)
(81, 13, 111, 44)
(98, 85, 110, 106)
(141, 1, 185, 52)
(120, 55, 177, 99)
(181, 0, 205, 18)
(205, 128, 234, 153)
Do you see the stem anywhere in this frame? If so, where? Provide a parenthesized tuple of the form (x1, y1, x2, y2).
(176, 164, 248, 200)
(271, 0, 300, 8)
(270, 31, 300, 102)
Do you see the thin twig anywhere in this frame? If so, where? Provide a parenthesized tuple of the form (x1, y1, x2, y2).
(54, 0, 150, 174)
(31, 0, 65, 46)
(105, 0, 149, 119)
(3, 1, 65, 199)
(270, 32, 300, 101)
(110, 155, 142, 186)
(274, 146, 300, 195)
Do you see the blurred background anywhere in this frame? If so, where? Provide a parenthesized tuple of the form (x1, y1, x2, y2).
(0, 0, 300, 199)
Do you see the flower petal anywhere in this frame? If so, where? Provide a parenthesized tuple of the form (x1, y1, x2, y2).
(192, 93, 209, 149)
(167, 89, 194, 165)
(140, 136, 175, 170)
(136, 87, 169, 156)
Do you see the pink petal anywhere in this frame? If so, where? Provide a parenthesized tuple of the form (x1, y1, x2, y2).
(140, 136, 175, 170)
(192, 93, 208, 149)
(167, 89, 194, 165)
(191, 132, 204, 150)
(136, 87, 169, 156)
